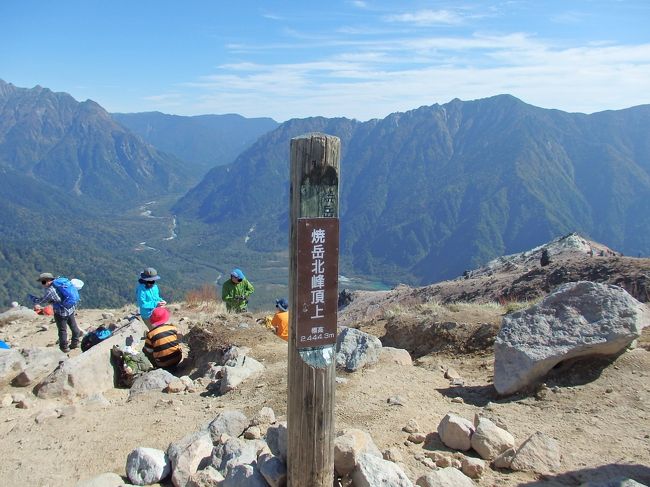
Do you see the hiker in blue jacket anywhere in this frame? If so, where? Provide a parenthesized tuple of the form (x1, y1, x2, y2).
(135, 267, 166, 328)
(32, 272, 82, 353)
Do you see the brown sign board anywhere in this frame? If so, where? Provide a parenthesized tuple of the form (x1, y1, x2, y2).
(296, 217, 339, 348)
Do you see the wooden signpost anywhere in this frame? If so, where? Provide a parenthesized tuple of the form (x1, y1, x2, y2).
(287, 133, 340, 486)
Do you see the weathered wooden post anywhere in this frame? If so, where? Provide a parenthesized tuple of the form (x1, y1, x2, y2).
(287, 133, 340, 486)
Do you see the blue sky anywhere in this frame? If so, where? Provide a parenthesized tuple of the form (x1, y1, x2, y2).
(1, 1, 649, 121)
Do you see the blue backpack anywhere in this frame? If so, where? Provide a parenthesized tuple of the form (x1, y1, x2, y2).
(52, 277, 80, 308)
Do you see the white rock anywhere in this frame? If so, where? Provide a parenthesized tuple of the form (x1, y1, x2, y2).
(168, 430, 214, 487)
(222, 464, 267, 487)
(494, 282, 649, 395)
(416, 467, 475, 487)
(187, 466, 224, 486)
(126, 447, 171, 485)
(470, 416, 516, 460)
(461, 456, 486, 478)
(211, 436, 258, 473)
(379, 347, 413, 366)
(334, 428, 382, 476)
(352, 452, 414, 487)
(437, 413, 475, 451)
(492, 447, 516, 469)
(250, 406, 276, 426)
(37, 318, 147, 399)
(510, 431, 561, 474)
(336, 327, 383, 372)
(219, 356, 264, 393)
(266, 422, 288, 462)
(208, 409, 249, 443)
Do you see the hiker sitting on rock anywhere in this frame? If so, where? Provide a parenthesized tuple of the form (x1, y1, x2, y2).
(32, 272, 82, 353)
(144, 307, 182, 370)
(221, 268, 254, 313)
(271, 298, 289, 341)
(136, 267, 166, 329)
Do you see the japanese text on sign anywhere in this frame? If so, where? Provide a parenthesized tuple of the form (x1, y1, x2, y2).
(296, 218, 339, 348)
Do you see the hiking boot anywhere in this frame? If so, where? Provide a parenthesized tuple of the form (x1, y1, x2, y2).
(70, 341, 79, 350)
(61, 346, 70, 353)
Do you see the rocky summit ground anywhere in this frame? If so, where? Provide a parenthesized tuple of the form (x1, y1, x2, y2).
(0, 234, 649, 487)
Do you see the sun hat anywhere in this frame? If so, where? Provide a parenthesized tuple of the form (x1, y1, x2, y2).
(230, 268, 245, 280)
(275, 298, 288, 312)
(37, 272, 54, 281)
(140, 267, 160, 281)
(149, 306, 170, 327)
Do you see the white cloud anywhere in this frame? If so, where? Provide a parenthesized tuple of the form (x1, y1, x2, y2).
(385, 9, 464, 26)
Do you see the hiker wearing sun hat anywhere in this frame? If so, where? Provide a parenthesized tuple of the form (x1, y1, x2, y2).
(135, 267, 167, 328)
(144, 306, 182, 369)
(221, 267, 254, 312)
(271, 297, 289, 341)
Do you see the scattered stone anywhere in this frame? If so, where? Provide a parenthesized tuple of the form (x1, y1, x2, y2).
(451, 397, 464, 404)
(187, 466, 224, 486)
(211, 436, 259, 473)
(403, 419, 420, 434)
(1, 393, 13, 408)
(407, 433, 426, 444)
(129, 368, 178, 398)
(379, 347, 413, 366)
(470, 416, 516, 460)
(244, 426, 262, 440)
(352, 452, 414, 487)
(387, 395, 406, 406)
(266, 422, 288, 462)
(166, 379, 187, 393)
(416, 467, 475, 487)
(180, 375, 197, 392)
(221, 464, 266, 487)
(461, 456, 486, 478)
(492, 447, 516, 469)
(437, 413, 475, 451)
(220, 355, 265, 394)
(383, 447, 403, 463)
(334, 428, 382, 476)
(35, 408, 59, 423)
(444, 366, 462, 381)
(336, 377, 349, 384)
(208, 410, 249, 443)
(101, 313, 115, 320)
(258, 453, 287, 487)
(16, 398, 32, 409)
(336, 327, 383, 372)
(126, 447, 171, 485)
(39, 325, 49, 332)
(510, 431, 561, 474)
(494, 282, 649, 395)
(250, 406, 276, 426)
(168, 430, 214, 487)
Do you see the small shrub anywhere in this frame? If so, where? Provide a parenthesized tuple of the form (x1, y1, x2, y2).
(185, 284, 225, 312)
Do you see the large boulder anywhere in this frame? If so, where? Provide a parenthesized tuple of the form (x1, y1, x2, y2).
(336, 327, 382, 372)
(0, 306, 37, 325)
(0, 349, 26, 385)
(12, 347, 68, 386)
(494, 282, 649, 395)
(470, 416, 516, 460)
(36, 318, 148, 399)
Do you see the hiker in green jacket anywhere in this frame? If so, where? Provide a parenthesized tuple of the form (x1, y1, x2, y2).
(222, 268, 254, 312)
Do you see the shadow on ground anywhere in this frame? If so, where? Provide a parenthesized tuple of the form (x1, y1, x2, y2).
(518, 463, 650, 486)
